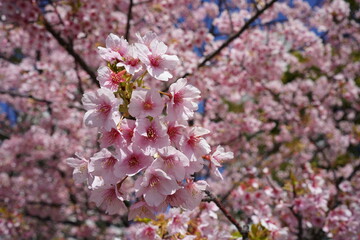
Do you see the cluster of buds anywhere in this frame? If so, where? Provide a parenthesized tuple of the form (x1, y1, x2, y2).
(67, 32, 233, 219)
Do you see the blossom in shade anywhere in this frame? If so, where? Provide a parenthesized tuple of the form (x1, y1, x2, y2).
(164, 118, 186, 147)
(167, 208, 190, 235)
(98, 33, 129, 62)
(82, 88, 122, 131)
(128, 88, 164, 119)
(88, 148, 118, 184)
(132, 118, 170, 154)
(136, 39, 179, 81)
(90, 183, 127, 215)
(119, 119, 136, 145)
(135, 167, 180, 207)
(167, 78, 201, 121)
(152, 146, 189, 181)
(66, 153, 89, 184)
(128, 200, 156, 220)
(99, 128, 123, 148)
(177, 180, 208, 210)
(97, 66, 126, 91)
(114, 145, 153, 178)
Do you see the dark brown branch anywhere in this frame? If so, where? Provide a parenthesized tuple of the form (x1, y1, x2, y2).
(125, 0, 134, 41)
(43, 20, 99, 87)
(181, 0, 278, 79)
(0, 90, 52, 104)
(205, 190, 249, 239)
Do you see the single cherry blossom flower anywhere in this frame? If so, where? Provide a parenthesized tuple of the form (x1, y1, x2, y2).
(116, 45, 143, 74)
(207, 146, 234, 180)
(88, 148, 118, 184)
(119, 118, 136, 145)
(82, 88, 122, 131)
(167, 78, 201, 121)
(167, 208, 190, 235)
(99, 128, 123, 148)
(97, 66, 126, 91)
(128, 88, 164, 119)
(128, 201, 156, 220)
(132, 118, 170, 154)
(152, 146, 189, 181)
(180, 127, 211, 160)
(90, 183, 127, 215)
(135, 167, 180, 207)
(98, 33, 129, 62)
(114, 145, 153, 178)
(66, 153, 89, 184)
(135, 39, 179, 81)
(178, 180, 208, 210)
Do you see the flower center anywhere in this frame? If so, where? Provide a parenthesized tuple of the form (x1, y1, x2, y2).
(149, 55, 161, 67)
(110, 72, 125, 84)
(149, 176, 160, 187)
(128, 156, 139, 167)
(173, 92, 184, 105)
(147, 127, 157, 140)
(98, 104, 111, 114)
(103, 156, 117, 169)
(143, 101, 153, 110)
(127, 58, 140, 67)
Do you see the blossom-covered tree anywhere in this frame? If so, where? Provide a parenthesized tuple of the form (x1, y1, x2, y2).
(1, 0, 360, 239)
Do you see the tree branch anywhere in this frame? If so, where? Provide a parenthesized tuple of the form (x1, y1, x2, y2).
(43, 20, 99, 87)
(125, 0, 134, 41)
(181, 0, 278, 79)
(204, 190, 249, 239)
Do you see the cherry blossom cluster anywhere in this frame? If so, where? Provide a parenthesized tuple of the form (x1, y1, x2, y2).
(67, 32, 233, 218)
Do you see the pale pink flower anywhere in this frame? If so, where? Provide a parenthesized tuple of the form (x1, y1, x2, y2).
(128, 88, 164, 118)
(208, 146, 234, 180)
(132, 118, 170, 154)
(135, 167, 180, 207)
(90, 183, 127, 215)
(152, 146, 189, 181)
(167, 208, 190, 235)
(165, 119, 186, 147)
(99, 128, 123, 148)
(180, 127, 211, 160)
(128, 201, 156, 220)
(167, 78, 201, 121)
(82, 88, 122, 131)
(66, 153, 89, 184)
(119, 119, 136, 145)
(136, 32, 157, 47)
(97, 66, 126, 91)
(88, 148, 118, 184)
(98, 33, 129, 62)
(116, 45, 143, 74)
(136, 224, 161, 240)
(178, 180, 208, 210)
(114, 145, 153, 178)
(135, 39, 179, 81)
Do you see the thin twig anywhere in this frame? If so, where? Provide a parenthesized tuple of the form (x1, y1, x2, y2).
(181, 0, 278, 79)
(205, 190, 249, 239)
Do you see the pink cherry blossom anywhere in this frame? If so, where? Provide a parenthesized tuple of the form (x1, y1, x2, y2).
(97, 66, 126, 91)
(89, 183, 127, 215)
(135, 39, 179, 81)
(132, 118, 170, 154)
(88, 148, 118, 184)
(114, 145, 153, 178)
(152, 146, 189, 181)
(167, 78, 201, 121)
(128, 88, 164, 119)
(66, 153, 89, 184)
(82, 88, 122, 131)
(135, 167, 180, 207)
(98, 33, 129, 62)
